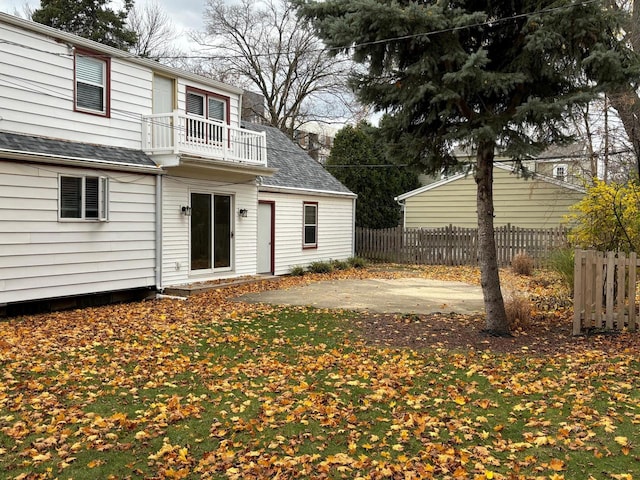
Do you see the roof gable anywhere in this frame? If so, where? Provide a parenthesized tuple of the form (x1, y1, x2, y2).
(396, 162, 585, 201)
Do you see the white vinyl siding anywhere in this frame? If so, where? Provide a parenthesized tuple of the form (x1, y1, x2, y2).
(0, 161, 157, 304)
(160, 173, 258, 288)
(75, 54, 107, 114)
(402, 166, 584, 229)
(258, 191, 355, 275)
(0, 21, 243, 150)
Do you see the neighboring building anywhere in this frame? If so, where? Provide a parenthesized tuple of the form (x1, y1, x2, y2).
(0, 13, 354, 311)
(244, 123, 356, 275)
(241, 91, 340, 164)
(293, 121, 340, 164)
(396, 163, 585, 229)
(528, 143, 593, 185)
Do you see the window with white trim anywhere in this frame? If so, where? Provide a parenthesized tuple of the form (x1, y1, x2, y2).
(303, 202, 318, 248)
(59, 175, 108, 221)
(75, 53, 108, 114)
(553, 164, 568, 181)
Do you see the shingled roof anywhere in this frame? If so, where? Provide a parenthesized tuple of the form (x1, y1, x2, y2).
(0, 131, 158, 170)
(242, 122, 354, 196)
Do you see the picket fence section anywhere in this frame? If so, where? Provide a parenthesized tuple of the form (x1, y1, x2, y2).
(573, 250, 638, 335)
(356, 225, 568, 267)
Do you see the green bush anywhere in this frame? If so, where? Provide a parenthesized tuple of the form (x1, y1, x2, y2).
(347, 256, 368, 269)
(547, 248, 575, 291)
(331, 259, 351, 271)
(307, 261, 334, 274)
(289, 265, 306, 276)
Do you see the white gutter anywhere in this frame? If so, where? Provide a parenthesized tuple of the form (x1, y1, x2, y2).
(259, 185, 358, 198)
(0, 149, 163, 174)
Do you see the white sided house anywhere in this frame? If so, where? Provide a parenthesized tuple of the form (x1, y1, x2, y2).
(243, 123, 356, 275)
(0, 13, 279, 311)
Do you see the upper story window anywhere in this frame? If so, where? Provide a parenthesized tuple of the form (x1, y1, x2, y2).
(75, 52, 109, 116)
(186, 88, 228, 123)
(59, 175, 109, 221)
(303, 202, 318, 249)
(553, 164, 568, 181)
(185, 88, 230, 144)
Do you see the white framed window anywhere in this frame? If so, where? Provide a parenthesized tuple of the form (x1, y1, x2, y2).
(553, 164, 568, 181)
(75, 53, 108, 115)
(59, 175, 108, 221)
(186, 90, 227, 122)
(303, 202, 318, 248)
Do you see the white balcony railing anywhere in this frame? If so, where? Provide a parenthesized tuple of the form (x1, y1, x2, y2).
(141, 112, 267, 166)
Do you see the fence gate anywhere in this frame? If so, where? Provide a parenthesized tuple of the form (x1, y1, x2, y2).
(573, 249, 638, 335)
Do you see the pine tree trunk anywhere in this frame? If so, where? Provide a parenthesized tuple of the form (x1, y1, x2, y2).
(475, 140, 510, 336)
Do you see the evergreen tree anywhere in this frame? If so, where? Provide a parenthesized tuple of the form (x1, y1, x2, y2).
(298, 0, 638, 335)
(32, 0, 137, 50)
(327, 123, 421, 229)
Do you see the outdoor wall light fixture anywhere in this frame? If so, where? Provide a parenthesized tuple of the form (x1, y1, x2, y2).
(181, 205, 192, 216)
(238, 208, 249, 218)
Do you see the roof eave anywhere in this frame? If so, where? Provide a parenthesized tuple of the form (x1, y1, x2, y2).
(259, 184, 357, 198)
(0, 148, 163, 174)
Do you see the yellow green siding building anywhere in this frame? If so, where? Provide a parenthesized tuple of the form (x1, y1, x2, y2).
(396, 163, 585, 229)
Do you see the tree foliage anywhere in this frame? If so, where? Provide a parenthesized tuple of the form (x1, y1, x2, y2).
(196, 0, 358, 136)
(607, 0, 640, 178)
(298, 0, 638, 335)
(32, 0, 137, 50)
(567, 179, 640, 252)
(326, 123, 421, 229)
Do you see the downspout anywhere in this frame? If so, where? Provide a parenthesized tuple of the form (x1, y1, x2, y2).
(352, 196, 357, 256)
(155, 174, 163, 292)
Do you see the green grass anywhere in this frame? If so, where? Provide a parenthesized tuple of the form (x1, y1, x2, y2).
(1, 304, 639, 479)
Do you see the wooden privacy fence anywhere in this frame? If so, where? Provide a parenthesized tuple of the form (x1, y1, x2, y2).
(573, 250, 638, 335)
(356, 225, 568, 267)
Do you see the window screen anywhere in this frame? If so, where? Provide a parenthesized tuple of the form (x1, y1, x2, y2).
(187, 92, 205, 116)
(76, 55, 106, 113)
(60, 175, 108, 220)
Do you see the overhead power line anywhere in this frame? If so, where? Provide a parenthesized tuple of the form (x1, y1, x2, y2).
(0, 0, 602, 61)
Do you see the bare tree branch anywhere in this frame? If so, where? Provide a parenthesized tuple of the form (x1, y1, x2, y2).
(127, 1, 184, 64)
(194, 0, 364, 136)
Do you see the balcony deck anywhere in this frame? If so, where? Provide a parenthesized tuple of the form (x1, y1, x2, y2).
(142, 112, 267, 167)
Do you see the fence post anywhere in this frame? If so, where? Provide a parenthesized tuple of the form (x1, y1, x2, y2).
(629, 252, 637, 331)
(573, 249, 584, 335)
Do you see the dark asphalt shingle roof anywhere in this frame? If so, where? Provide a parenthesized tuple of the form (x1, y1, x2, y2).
(242, 122, 354, 196)
(0, 131, 157, 168)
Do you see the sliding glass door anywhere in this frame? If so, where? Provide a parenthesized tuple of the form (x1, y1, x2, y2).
(191, 193, 232, 271)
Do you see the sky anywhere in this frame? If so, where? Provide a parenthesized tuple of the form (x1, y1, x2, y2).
(0, 0, 208, 48)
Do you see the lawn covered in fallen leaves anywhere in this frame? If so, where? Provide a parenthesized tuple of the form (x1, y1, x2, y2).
(1, 265, 639, 479)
